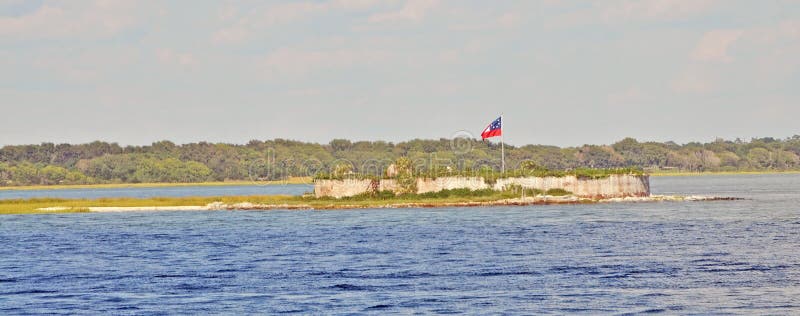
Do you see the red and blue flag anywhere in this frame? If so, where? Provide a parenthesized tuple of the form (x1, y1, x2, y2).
(481, 117, 502, 140)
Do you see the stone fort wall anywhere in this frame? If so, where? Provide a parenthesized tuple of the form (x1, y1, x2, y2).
(314, 174, 650, 199)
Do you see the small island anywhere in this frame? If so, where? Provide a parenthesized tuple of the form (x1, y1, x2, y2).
(0, 158, 740, 215)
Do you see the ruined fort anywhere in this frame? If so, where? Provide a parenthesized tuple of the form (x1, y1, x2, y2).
(314, 174, 650, 199)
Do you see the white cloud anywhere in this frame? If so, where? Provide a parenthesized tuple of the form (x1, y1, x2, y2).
(22, 45, 140, 83)
(449, 12, 520, 31)
(332, 0, 384, 10)
(547, 0, 718, 28)
(217, 5, 239, 22)
(691, 19, 800, 64)
(211, 23, 250, 44)
(212, 2, 328, 44)
(607, 87, 645, 106)
(691, 29, 743, 63)
(258, 33, 484, 78)
(368, 0, 439, 23)
(497, 13, 521, 28)
(0, 0, 28, 8)
(212, 0, 383, 44)
(156, 49, 195, 67)
(672, 66, 717, 94)
(0, 1, 149, 40)
(676, 19, 800, 94)
(749, 20, 800, 44)
(742, 20, 800, 83)
(600, 0, 718, 22)
(261, 47, 393, 76)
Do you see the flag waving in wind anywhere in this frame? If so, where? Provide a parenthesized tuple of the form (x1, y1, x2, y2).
(481, 117, 502, 140)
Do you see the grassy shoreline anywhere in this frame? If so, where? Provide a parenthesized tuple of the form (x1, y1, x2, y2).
(1, 189, 740, 215)
(0, 177, 313, 191)
(0, 187, 581, 215)
(0, 195, 295, 215)
(0, 194, 517, 215)
(1, 193, 737, 215)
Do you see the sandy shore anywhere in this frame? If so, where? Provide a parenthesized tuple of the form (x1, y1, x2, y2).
(50, 195, 742, 213)
(89, 206, 209, 212)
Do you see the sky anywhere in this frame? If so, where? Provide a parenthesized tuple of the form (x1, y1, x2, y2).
(1, 0, 799, 147)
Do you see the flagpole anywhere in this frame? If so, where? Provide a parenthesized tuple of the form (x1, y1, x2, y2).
(501, 114, 505, 174)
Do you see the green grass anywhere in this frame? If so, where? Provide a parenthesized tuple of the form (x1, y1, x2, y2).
(0, 195, 304, 215)
(300, 192, 522, 208)
(544, 188, 572, 196)
(315, 188, 517, 202)
(299, 187, 575, 208)
(0, 177, 313, 191)
(0, 186, 576, 215)
(315, 167, 646, 181)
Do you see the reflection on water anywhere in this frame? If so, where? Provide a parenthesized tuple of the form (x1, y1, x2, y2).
(0, 174, 799, 314)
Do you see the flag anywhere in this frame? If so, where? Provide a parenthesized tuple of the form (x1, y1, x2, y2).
(481, 117, 502, 139)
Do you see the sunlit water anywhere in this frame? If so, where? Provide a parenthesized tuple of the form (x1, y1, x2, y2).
(1, 174, 799, 314)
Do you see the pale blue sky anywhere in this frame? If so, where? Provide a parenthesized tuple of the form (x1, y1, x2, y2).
(1, 0, 798, 146)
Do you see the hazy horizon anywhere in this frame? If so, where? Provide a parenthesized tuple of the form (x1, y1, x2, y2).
(2, 1, 798, 147)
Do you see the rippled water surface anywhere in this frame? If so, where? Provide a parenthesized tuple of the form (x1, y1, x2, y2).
(1, 174, 799, 314)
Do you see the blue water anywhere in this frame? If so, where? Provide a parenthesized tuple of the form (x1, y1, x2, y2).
(1, 174, 799, 314)
(0, 184, 313, 200)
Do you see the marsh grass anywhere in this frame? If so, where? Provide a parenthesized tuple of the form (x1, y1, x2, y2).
(301, 187, 573, 207)
(1, 186, 576, 215)
(0, 195, 302, 215)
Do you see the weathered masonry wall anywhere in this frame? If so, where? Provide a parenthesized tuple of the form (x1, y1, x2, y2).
(314, 179, 374, 199)
(416, 177, 487, 194)
(493, 175, 650, 199)
(314, 174, 650, 199)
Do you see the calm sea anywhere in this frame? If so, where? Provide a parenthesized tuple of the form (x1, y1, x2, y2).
(1, 174, 799, 314)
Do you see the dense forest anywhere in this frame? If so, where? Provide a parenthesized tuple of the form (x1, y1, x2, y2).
(1, 136, 800, 186)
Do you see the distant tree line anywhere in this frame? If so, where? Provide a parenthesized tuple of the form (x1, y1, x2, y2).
(1, 136, 800, 186)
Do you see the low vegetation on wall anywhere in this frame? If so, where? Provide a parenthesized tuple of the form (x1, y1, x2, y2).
(310, 187, 574, 202)
(313, 158, 650, 199)
(314, 158, 645, 185)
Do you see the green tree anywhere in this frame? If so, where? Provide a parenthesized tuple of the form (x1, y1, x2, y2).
(329, 139, 352, 152)
(717, 151, 741, 168)
(394, 157, 414, 175)
(519, 160, 542, 171)
(40, 165, 68, 185)
(11, 163, 38, 185)
(776, 150, 800, 169)
(184, 161, 213, 182)
(65, 170, 88, 184)
(747, 148, 773, 169)
(394, 157, 417, 193)
(332, 162, 354, 178)
(0, 162, 11, 185)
